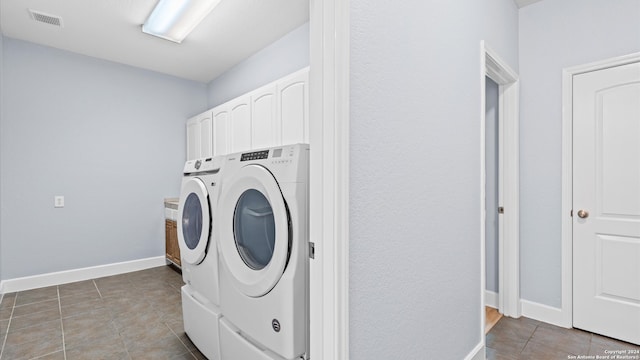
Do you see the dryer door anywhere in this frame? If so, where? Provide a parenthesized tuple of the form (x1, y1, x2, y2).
(178, 177, 211, 265)
(218, 164, 290, 297)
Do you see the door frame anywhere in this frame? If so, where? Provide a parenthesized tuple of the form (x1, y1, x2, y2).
(308, 0, 350, 359)
(560, 51, 640, 328)
(480, 42, 521, 322)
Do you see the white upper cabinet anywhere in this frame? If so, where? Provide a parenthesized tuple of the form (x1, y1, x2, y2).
(212, 108, 229, 157)
(229, 99, 252, 153)
(186, 115, 201, 160)
(186, 111, 213, 160)
(188, 67, 309, 159)
(199, 113, 213, 158)
(251, 85, 278, 149)
(278, 70, 309, 145)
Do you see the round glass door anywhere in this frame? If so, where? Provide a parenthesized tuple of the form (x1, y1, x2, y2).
(177, 178, 211, 265)
(183, 193, 204, 250)
(234, 189, 276, 270)
(218, 165, 290, 297)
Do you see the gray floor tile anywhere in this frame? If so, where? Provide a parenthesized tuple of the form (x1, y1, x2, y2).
(8, 308, 60, 331)
(65, 335, 130, 360)
(0, 293, 16, 310)
(12, 299, 59, 317)
(529, 324, 592, 355)
(0, 266, 199, 360)
(58, 280, 100, 298)
(5, 319, 62, 347)
(14, 286, 58, 306)
(1, 337, 63, 360)
(31, 350, 66, 360)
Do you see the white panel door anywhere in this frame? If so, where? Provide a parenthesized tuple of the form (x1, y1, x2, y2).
(252, 86, 278, 149)
(573, 61, 640, 345)
(279, 70, 309, 145)
(213, 108, 229, 156)
(186, 117, 200, 160)
(199, 112, 213, 158)
(229, 100, 251, 153)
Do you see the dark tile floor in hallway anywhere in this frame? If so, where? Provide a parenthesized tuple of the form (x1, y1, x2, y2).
(0, 266, 207, 360)
(487, 315, 640, 360)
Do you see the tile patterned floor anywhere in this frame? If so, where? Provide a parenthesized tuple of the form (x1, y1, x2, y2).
(3, 268, 640, 360)
(0, 266, 207, 360)
(487, 315, 640, 360)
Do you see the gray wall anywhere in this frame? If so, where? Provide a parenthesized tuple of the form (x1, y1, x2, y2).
(0, 38, 207, 280)
(0, 34, 3, 285)
(519, 0, 640, 307)
(349, 0, 518, 358)
(486, 77, 499, 294)
(207, 22, 309, 108)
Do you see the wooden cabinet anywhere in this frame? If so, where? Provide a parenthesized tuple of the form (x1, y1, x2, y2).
(165, 219, 181, 267)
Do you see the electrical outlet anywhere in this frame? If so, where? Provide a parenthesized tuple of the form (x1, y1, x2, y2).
(54, 196, 64, 208)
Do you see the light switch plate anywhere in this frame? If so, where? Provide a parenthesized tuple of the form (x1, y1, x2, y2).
(54, 196, 64, 208)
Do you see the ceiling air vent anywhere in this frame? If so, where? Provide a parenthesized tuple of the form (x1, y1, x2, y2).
(29, 10, 63, 27)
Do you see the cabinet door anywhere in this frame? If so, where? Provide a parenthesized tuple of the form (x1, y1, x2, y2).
(165, 219, 181, 266)
(251, 86, 278, 149)
(229, 100, 251, 153)
(213, 107, 229, 156)
(186, 117, 200, 160)
(198, 112, 213, 158)
(278, 69, 309, 145)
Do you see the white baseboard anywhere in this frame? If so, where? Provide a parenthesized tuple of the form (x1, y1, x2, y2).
(0, 256, 167, 293)
(521, 299, 569, 328)
(464, 342, 485, 360)
(485, 290, 498, 309)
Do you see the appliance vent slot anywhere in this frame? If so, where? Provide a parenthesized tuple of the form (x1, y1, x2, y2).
(29, 10, 63, 27)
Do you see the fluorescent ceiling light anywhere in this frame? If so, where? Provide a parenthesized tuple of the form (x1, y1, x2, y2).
(142, 0, 222, 43)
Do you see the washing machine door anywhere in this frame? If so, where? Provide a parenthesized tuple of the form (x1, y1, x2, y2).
(218, 164, 290, 297)
(177, 177, 211, 265)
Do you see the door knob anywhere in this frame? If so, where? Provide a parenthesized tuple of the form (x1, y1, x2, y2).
(577, 210, 589, 219)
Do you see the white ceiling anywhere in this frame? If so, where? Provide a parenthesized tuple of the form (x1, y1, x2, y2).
(514, 0, 544, 8)
(0, 0, 310, 83)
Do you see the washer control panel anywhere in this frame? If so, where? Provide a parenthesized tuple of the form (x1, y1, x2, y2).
(240, 150, 269, 161)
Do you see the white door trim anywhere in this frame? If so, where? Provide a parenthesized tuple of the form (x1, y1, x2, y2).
(480, 42, 521, 325)
(309, 0, 350, 359)
(560, 51, 640, 328)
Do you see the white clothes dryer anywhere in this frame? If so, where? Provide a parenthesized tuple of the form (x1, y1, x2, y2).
(177, 156, 224, 360)
(217, 144, 310, 360)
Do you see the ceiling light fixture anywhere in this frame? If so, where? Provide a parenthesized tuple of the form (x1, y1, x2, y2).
(142, 0, 222, 43)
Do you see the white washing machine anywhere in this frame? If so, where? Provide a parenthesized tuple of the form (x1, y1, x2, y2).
(177, 156, 224, 360)
(217, 144, 310, 360)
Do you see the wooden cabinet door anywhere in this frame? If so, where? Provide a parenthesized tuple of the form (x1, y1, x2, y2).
(165, 219, 181, 266)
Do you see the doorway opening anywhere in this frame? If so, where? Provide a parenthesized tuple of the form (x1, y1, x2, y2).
(481, 42, 520, 337)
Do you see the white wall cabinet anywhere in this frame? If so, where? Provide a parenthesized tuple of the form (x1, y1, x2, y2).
(186, 67, 309, 160)
(186, 111, 213, 160)
(278, 69, 309, 146)
(229, 99, 252, 153)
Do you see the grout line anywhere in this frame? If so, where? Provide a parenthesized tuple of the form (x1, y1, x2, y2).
(166, 321, 194, 356)
(0, 294, 16, 359)
(57, 287, 67, 360)
(29, 350, 64, 359)
(93, 280, 103, 299)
